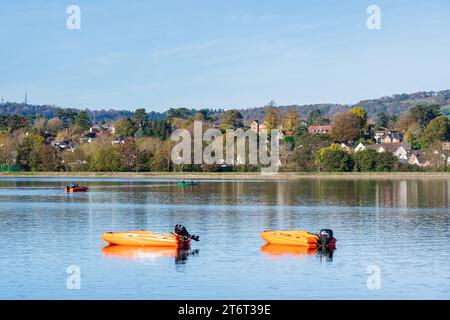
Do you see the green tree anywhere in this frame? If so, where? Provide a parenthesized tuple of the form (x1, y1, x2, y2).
(354, 149, 378, 171)
(315, 144, 354, 172)
(409, 105, 441, 127)
(375, 152, 398, 171)
(307, 109, 329, 126)
(221, 109, 243, 130)
(374, 112, 389, 129)
(290, 133, 332, 171)
(90, 145, 124, 171)
(74, 111, 92, 131)
(421, 115, 450, 147)
(114, 117, 136, 137)
(331, 112, 362, 142)
(16, 134, 45, 171)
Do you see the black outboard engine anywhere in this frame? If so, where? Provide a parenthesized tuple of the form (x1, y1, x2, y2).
(318, 229, 333, 246)
(174, 225, 200, 241)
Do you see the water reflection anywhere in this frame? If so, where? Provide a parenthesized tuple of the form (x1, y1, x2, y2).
(261, 244, 334, 262)
(101, 245, 199, 264)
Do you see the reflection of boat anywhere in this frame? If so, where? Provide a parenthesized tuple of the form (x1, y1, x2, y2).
(101, 225, 199, 249)
(260, 229, 336, 249)
(261, 244, 318, 256)
(261, 244, 335, 261)
(101, 245, 198, 264)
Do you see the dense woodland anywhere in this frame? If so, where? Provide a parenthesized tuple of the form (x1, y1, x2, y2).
(0, 90, 449, 172)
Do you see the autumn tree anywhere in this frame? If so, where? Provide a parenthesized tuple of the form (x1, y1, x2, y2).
(349, 106, 367, 129)
(263, 106, 280, 131)
(282, 108, 301, 132)
(0, 134, 17, 165)
(46, 117, 63, 135)
(331, 112, 362, 142)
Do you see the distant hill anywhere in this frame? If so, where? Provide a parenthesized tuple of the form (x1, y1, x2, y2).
(1, 89, 449, 124)
(0, 102, 165, 123)
(239, 90, 450, 123)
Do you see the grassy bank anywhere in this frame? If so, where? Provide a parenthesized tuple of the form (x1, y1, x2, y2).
(0, 171, 449, 180)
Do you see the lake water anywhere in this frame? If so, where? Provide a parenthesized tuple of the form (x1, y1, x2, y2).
(0, 177, 449, 299)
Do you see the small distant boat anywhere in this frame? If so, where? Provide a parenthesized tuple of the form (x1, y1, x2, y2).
(177, 181, 199, 186)
(101, 225, 199, 249)
(64, 184, 88, 193)
(260, 229, 336, 249)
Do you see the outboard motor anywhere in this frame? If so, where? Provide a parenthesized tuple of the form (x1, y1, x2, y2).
(318, 229, 333, 247)
(174, 225, 200, 241)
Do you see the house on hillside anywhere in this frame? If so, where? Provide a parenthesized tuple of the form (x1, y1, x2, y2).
(356, 142, 412, 162)
(51, 139, 78, 152)
(408, 151, 431, 167)
(374, 130, 391, 141)
(307, 124, 333, 134)
(250, 120, 267, 134)
(377, 132, 402, 144)
(339, 142, 353, 152)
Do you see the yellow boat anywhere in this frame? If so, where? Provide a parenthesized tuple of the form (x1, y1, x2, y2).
(101, 225, 199, 249)
(260, 230, 320, 248)
(101, 231, 189, 248)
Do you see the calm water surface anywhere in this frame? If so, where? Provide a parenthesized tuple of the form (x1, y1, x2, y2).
(0, 177, 449, 299)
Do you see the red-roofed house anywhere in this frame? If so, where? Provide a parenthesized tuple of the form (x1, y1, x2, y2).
(307, 124, 333, 134)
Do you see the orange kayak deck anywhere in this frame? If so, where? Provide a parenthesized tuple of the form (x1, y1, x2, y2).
(260, 230, 319, 248)
(101, 231, 190, 249)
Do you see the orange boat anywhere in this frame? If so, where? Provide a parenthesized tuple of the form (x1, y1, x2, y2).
(102, 231, 190, 248)
(64, 185, 88, 192)
(260, 229, 336, 249)
(101, 225, 199, 249)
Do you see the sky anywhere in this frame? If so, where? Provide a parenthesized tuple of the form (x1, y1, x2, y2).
(1, 0, 449, 111)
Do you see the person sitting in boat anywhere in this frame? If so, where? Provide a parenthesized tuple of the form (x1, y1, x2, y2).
(190, 180, 194, 184)
(69, 182, 79, 188)
(182, 179, 185, 184)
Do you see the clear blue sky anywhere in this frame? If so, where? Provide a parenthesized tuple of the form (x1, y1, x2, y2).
(1, 0, 449, 111)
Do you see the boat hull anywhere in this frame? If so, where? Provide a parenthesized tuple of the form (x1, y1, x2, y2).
(65, 187, 88, 192)
(260, 230, 320, 248)
(101, 231, 190, 249)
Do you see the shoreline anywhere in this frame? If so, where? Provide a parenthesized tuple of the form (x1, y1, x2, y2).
(0, 171, 449, 180)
